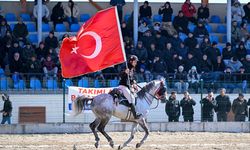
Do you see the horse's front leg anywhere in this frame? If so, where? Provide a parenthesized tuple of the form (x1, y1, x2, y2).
(118, 122, 138, 150)
(136, 118, 149, 148)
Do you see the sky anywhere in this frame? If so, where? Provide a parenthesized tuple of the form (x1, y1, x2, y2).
(4, 0, 250, 3)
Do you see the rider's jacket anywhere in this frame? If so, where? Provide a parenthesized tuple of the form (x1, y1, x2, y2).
(119, 63, 136, 89)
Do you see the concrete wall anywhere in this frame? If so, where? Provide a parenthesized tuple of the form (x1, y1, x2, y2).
(0, 2, 228, 22)
(0, 94, 249, 124)
(1, 122, 250, 134)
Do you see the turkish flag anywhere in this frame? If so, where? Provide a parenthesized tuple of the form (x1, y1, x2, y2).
(59, 7, 126, 78)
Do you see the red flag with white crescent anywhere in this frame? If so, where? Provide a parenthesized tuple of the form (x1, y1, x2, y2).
(59, 7, 126, 78)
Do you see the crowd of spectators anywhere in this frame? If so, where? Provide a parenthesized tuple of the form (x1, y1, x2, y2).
(164, 89, 249, 122)
(0, 0, 249, 92)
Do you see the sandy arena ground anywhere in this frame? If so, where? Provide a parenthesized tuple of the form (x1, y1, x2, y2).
(0, 132, 250, 150)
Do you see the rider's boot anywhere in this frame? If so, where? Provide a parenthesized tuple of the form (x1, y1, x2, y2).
(130, 103, 141, 119)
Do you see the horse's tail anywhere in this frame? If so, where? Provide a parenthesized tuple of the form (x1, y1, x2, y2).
(72, 96, 93, 116)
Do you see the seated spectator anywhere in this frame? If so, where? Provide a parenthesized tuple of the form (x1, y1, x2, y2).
(236, 42, 247, 61)
(243, 2, 250, 23)
(162, 42, 175, 62)
(9, 40, 23, 61)
(43, 55, 58, 78)
(197, 2, 209, 23)
(180, 91, 196, 122)
(184, 32, 198, 49)
(242, 55, 250, 73)
(25, 55, 42, 79)
(153, 22, 161, 32)
(170, 33, 182, 49)
(187, 66, 200, 93)
(214, 56, 225, 72)
(200, 36, 211, 53)
(220, 67, 235, 93)
(45, 31, 58, 49)
(245, 36, 250, 51)
(158, 2, 173, 23)
(138, 21, 149, 35)
(154, 31, 166, 50)
(51, 2, 64, 28)
(176, 42, 188, 59)
(33, 0, 49, 24)
(174, 65, 189, 93)
(13, 18, 28, 43)
(23, 42, 35, 62)
(151, 55, 167, 79)
(222, 42, 234, 60)
(200, 70, 216, 91)
(47, 47, 58, 62)
(167, 53, 183, 74)
(239, 22, 249, 42)
(232, 93, 247, 121)
(140, 30, 155, 50)
(36, 42, 47, 62)
(0, 19, 11, 40)
(9, 52, 24, 85)
(236, 66, 248, 93)
(161, 22, 177, 37)
(165, 91, 180, 122)
(231, 20, 240, 45)
(147, 43, 161, 62)
(205, 42, 221, 68)
(231, 0, 245, 23)
(200, 54, 212, 73)
(139, 1, 152, 25)
(64, 0, 79, 26)
(193, 21, 209, 40)
(173, 11, 189, 35)
(121, 22, 131, 38)
(226, 57, 243, 73)
(189, 44, 203, 60)
(185, 52, 199, 71)
(200, 92, 217, 122)
(133, 41, 148, 61)
(181, 0, 197, 24)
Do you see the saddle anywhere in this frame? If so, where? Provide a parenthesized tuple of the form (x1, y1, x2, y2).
(108, 88, 132, 107)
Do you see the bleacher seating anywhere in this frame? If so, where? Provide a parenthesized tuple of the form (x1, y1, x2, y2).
(80, 14, 91, 22)
(5, 13, 16, 21)
(55, 24, 67, 32)
(70, 24, 80, 32)
(30, 78, 42, 90)
(20, 13, 31, 21)
(14, 80, 25, 90)
(124, 14, 130, 23)
(46, 79, 58, 90)
(0, 78, 8, 91)
(42, 24, 51, 32)
(205, 24, 212, 33)
(210, 35, 219, 43)
(63, 79, 73, 88)
(28, 34, 38, 44)
(153, 14, 162, 22)
(210, 15, 221, 23)
(27, 23, 36, 32)
(109, 79, 119, 87)
(179, 33, 187, 41)
(216, 25, 226, 33)
(78, 78, 89, 87)
(188, 23, 196, 32)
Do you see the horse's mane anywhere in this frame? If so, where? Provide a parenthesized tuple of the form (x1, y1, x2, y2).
(137, 81, 155, 99)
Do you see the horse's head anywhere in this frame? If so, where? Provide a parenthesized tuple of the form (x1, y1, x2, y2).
(153, 79, 167, 101)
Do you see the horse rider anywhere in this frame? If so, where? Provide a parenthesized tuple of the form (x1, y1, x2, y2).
(118, 55, 141, 119)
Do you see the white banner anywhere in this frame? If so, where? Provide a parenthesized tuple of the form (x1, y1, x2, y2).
(68, 86, 114, 111)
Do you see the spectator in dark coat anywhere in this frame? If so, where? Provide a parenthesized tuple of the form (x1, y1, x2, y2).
(201, 92, 217, 122)
(25, 55, 42, 79)
(243, 2, 250, 23)
(158, 2, 173, 23)
(200, 54, 212, 73)
(165, 91, 180, 122)
(147, 43, 161, 62)
(176, 42, 188, 59)
(243, 55, 250, 73)
(162, 42, 175, 62)
(45, 31, 58, 49)
(9, 52, 24, 85)
(173, 11, 189, 34)
(181, 0, 197, 24)
(121, 22, 131, 38)
(139, 1, 152, 23)
(184, 32, 198, 49)
(222, 42, 234, 60)
(213, 56, 225, 72)
(151, 55, 167, 78)
(22, 42, 35, 63)
(167, 53, 183, 74)
(235, 42, 247, 62)
(226, 57, 243, 73)
(0, 19, 11, 40)
(0, 93, 12, 124)
(13, 18, 28, 42)
(170, 33, 182, 50)
(215, 88, 231, 121)
(236, 67, 248, 93)
(193, 21, 209, 39)
(43, 55, 58, 78)
(220, 67, 235, 93)
(197, 3, 210, 23)
(174, 65, 189, 93)
(51, 2, 64, 28)
(185, 52, 199, 72)
(9, 41, 23, 61)
(232, 93, 247, 121)
(200, 36, 211, 53)
(206, 42, 221, 67)
(189, 44, 203, 61)
(154, 31, 166, 50)
(180, 91, 196, 122)
(140, 30, 155, 50)
(36, 42, 47, 62)
(133, 41, 148, 61)
(110, 0, 125, 22)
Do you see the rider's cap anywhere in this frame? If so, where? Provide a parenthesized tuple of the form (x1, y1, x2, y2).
(129, 55, 139, 61)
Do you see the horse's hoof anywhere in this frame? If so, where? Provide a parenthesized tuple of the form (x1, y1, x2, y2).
(95, 142, 99, 148)
(109, 141, 114, 148)
(136, 143, 141, 148)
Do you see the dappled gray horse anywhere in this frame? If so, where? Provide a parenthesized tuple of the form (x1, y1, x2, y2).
(72, 80, 166, 149)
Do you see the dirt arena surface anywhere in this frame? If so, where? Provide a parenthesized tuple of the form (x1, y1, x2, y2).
(0, 132, 250, 150)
